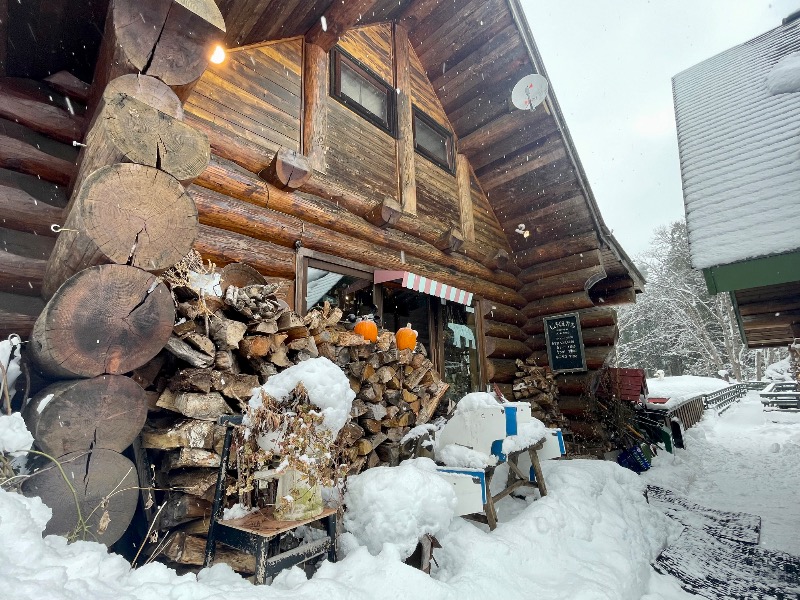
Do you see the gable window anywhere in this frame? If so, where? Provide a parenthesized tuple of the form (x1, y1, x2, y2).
(331, 47, 395, 135)
(413, 108, 454, 173)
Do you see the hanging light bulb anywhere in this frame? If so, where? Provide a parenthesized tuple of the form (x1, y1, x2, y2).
(210, 45, 226, 65)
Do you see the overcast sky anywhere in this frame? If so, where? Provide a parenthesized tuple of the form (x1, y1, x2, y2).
(519, 0, 797, 258)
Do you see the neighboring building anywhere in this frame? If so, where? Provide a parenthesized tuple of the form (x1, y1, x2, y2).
(673, 12, 800, 348)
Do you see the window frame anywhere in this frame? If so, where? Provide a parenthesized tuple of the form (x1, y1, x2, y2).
(412, 107, 455, 173)
(296, 249, 380, 315)
(330, 47, 397, 136)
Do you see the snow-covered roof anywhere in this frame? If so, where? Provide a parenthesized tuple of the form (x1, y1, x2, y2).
(673, 19, 800, 269)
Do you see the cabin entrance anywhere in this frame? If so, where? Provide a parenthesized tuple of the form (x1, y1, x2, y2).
(297, 251, 484, 402)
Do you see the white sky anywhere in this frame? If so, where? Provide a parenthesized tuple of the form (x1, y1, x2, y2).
(519, 0, 798, 258)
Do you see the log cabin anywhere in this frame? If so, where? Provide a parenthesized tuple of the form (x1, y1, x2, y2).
(0, 0, 644, 454)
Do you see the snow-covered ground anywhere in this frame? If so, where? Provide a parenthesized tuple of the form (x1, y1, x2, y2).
(643, 391, 800, 556)
(1, 387, 798, 599)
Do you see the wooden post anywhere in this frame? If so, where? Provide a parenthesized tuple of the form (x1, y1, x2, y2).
(43, 164, 198, 299)
(455, 154, 475, 242)
(102, 74, 184, 119)
(303, 43, 328, 172)
(394, 24, 416, 215)
(30, 264, 175, 379)
(305, 0, 378, 52)
(91, 0, 226, 106)
(0, 133, 76, 185)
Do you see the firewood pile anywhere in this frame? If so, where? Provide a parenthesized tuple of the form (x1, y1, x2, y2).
(133, 266, 449, 569)
(512, 359, 565, 427)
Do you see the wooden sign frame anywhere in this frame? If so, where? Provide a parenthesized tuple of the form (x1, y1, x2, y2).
(543, 312, 587, 374)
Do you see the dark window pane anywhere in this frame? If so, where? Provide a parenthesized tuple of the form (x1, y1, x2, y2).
(340, 60, 388, 123)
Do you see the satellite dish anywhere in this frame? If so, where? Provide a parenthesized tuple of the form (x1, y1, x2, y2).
(511, 74, 549, 111)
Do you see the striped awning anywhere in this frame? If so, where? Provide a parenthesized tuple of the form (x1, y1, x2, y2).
(374, 270, 473, 306)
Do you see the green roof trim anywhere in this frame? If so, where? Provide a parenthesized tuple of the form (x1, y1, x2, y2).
(702, 250, 800, 295)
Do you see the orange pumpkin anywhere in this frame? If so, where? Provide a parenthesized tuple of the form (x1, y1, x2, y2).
(354, 319, 378, 342)
(396, 323, 418, 351)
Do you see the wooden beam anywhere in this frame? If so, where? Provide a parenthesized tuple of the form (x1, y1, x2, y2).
(364, 198, 403, 228)
(484, 337, 531, 359)
(190, 185, 524, 307)
(434, 227, 464, 254)
(519, 265, 607, 303)
(522, 291, 595, 319)
(0, 133, 76, 186)
(194, 223, 296, 279)
(394, 24, 416, 215)
(44, 72, 91, 104)
(480, 146, 568, 191)
(515, 231, 600, 270)
(479, 299, 527, 327)
(259, 148, 312, 190)
(0, 251, 45, 296)
(195, 156, 520, 291)
(0, 183, 63, 236)
(70, 91, 209, 209)
(0, 309, 35, 339)
(91, 0, 226, 106)
(519, 250, 604, 284)
(482, 319, 528, 342)
(0, 82, 87, 144)
(305, 0, 379, 52)
(303, 42, 328, 171)
(455, 154, 475, 242)
(184, 113, 519, 279)
(481, 248, 510, 272)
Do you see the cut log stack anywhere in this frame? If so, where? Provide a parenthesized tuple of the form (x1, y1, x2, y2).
(5, 2, 226, 546)
(511, 360, 566, 428)
(131, 277, 448, 571)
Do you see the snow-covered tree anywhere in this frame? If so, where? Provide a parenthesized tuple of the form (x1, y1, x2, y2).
(615, 221, 757, 379)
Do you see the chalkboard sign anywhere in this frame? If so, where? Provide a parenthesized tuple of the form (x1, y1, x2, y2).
(543, 312, 587, 373)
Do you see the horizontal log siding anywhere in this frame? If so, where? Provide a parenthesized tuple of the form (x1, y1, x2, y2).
(338, 25, 394, 86)
(185, 39, 302, 155)
(415, 157, 459, 232)
(471, 179, 511, 254)
(325, 100, 398, 203)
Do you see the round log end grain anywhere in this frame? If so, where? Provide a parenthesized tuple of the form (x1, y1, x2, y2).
(30, 264, 175, 378)
(21, 449, 139, 546)
(114, 0, 225, 86)
(22, 376, 148, 456)
(104, 94, 210, 180)
(79, 163, 198, 271)
(103, 74, 183, 120)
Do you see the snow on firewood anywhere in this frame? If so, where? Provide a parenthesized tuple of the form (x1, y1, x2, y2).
(249, 357, 355, 436)
(343, 458, 456, 558)
(1, 338, 22, 400)
(0, 413, 33, 454)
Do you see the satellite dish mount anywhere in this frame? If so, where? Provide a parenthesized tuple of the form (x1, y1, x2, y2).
(512, 74, 549, 112)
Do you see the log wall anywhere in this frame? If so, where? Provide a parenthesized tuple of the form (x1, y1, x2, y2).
(185, 39, 303, 155)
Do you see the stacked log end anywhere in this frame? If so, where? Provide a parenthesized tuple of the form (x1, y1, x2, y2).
(135, 280, 448, 572)
(512, 360, 566, 428)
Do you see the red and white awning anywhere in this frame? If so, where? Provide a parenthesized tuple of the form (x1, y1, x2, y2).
(374, 270, 473, 306)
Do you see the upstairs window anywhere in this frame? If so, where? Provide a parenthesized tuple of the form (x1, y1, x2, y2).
(331, 47, 395, 135)
(413, 108, 454, 173)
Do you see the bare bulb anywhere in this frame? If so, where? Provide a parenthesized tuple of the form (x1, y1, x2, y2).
(210, 45, 226, 64)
